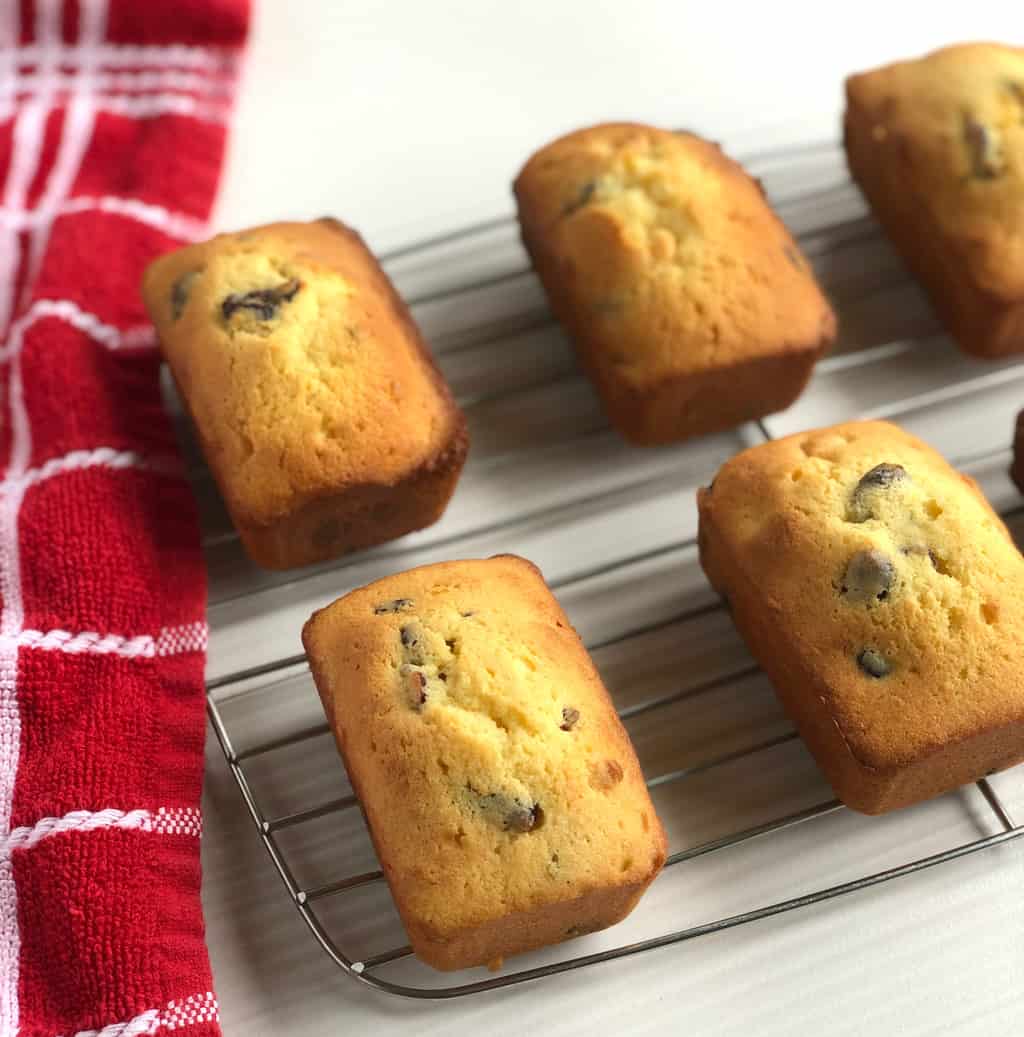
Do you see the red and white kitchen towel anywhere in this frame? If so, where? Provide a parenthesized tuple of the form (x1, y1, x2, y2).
(0, 2, 248, 1034)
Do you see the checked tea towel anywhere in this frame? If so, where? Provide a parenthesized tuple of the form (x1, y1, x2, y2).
(0, 1, 248, 1034)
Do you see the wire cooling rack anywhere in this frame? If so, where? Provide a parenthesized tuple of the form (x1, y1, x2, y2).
(196, 139, 1024, 999)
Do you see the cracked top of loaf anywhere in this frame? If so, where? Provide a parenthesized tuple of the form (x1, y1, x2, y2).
(698, 420, 1024, 769)
(513, 122, 836, 387)
(142, 219, 464, 527)
(845, 43, 1024, 300)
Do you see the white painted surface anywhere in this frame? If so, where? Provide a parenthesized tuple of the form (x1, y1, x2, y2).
(201, 4, 1024, 1034)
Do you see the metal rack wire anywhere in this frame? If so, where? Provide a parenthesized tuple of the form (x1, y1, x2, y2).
(201, 139, 1024, 999)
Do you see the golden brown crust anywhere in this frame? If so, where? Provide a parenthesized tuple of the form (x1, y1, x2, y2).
(302, 555, 667, 970)
(698, 421, 1024, 813)
(844, 42, 1024, 357)
(142, 218, 468, 569)
(514, 122, 836, 444)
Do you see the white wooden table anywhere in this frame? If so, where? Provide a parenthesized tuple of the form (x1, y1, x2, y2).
(199, 3, 1024, 1032)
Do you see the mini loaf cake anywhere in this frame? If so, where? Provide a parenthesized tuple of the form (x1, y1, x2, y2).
(513, 122, 837, 445)
(1013, 410, 1024, 493)
(845, 43, 1024, 357)
(142, 219, 468, 569)
(698, 420, 1024, 814)
(302, 555, 666, 970)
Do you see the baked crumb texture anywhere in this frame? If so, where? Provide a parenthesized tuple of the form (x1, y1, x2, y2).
(302, 555, 667, 971)
(142, 218, 468, 569)
(698, 420, 1024, 814)
(514, 122, 836, 445)
(845, 42, 1024, 357)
